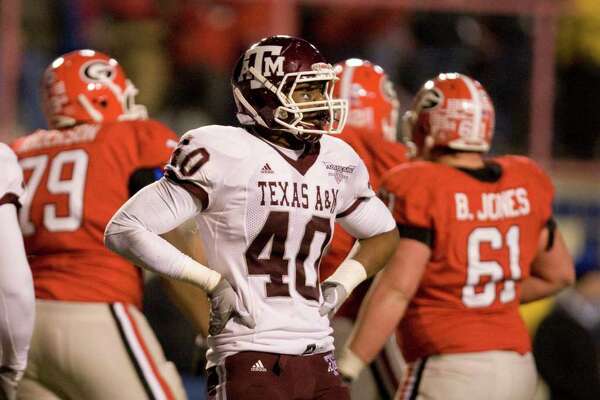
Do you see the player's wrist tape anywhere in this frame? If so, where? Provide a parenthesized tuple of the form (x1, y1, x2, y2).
(179, 256, 222, 293)
(324, 259, 367, 296)
(339, 347, 366, 381)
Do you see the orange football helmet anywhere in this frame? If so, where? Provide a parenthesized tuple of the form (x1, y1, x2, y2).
(41, 49, 147, 129)
(404, 73, 495, 155)
(333, 58, 399, 142)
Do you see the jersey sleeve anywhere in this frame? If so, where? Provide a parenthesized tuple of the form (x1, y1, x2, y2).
(0, 143, 24, 207)
(163, 126, 237, 212)
(383, 164, 435, 229)
(133, 120, 179, 168)
(337, 152, 376, 217)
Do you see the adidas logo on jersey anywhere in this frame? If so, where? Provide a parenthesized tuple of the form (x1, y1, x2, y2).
(250, 360, 268, 372)
(261, 163, 275, 174)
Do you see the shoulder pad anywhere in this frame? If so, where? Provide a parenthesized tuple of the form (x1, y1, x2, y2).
(179, 125, 252, 160)
(382, 161, 437, 192)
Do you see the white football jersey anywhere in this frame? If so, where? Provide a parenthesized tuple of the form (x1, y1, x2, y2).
(0, 143, 24, 207)
(165, 125, 374, 366)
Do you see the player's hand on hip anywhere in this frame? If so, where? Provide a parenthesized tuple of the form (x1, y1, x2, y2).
(208, 278, 255, 335)
(319, 281, 348, 318)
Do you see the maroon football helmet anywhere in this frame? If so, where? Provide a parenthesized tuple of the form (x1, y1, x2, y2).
(232, 35, 347, 139)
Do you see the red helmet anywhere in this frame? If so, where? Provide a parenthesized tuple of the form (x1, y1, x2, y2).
(41, 49, 147, 129)
(232, 35, 347, 138)
(404, 73, 494, 154)
(333, 58, 399, 142)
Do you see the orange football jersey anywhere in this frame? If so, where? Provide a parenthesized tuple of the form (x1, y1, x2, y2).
(320, 128, 408, 318)
(12, 120, 177, 308)
(382, 156, 554, 362)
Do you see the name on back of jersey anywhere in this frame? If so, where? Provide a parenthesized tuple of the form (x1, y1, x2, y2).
(455, 187, 530, 222)
(17, 125, 100, 152)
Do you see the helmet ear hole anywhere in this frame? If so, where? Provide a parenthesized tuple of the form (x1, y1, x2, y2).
(99, 98, 108, 108)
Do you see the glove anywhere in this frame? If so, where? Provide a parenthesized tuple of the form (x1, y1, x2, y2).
(319, 281, 348, 318)
(319, 259, 366, 318)
(208, 278, 256, 335)
(0, 367, 21, 400)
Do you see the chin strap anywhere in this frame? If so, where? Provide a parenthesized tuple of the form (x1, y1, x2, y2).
(233, 86, 269, 128)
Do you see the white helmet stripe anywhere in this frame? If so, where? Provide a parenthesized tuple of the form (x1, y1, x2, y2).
(77, 94, 103, 122)
(233, 87, 268, 127)
(461, 74, 482, 142)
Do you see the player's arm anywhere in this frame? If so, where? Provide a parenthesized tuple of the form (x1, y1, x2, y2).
(338, 237, 430, 380)
(106, 127, 256, 334)
(128, 123, 214, 335)
(160, 278, 210, 338)
(0, 201, 35, 398)
(160, 219, 210, 337)
(105, 178, 254, 334)
(520, 221, 575, 303)
(104, 178, 222, 290)
(0, 147, 35, 398)
(319, 196, 399, 316)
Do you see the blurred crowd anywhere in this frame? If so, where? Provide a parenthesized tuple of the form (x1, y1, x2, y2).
(16, 0, 600, 159)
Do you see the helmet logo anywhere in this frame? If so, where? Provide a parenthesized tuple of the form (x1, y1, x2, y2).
(80, 60, 115, 82)
(238, 45, 284, 89)
(417, 88, 443, 111)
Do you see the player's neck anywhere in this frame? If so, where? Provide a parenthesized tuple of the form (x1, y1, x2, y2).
(434, 152, 485, 169)
(254, 127, 305, 150)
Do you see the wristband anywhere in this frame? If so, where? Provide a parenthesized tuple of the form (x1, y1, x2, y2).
(324, 259, 367, 296)
(179, 255, 222, 293)
(338, 347, 367, 381)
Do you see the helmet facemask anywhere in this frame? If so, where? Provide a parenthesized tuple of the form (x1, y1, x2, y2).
(273, 63, 347, 135)
(117, 79, 148, 122)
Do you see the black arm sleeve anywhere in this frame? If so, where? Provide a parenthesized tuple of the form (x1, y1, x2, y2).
(545, 217, 557, 251)
(397, 224, 434, 248)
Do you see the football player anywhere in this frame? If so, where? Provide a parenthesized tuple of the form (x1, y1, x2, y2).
(105, 35, 399, 400)
(320, 58, 409, 398)
(13, 50, 187, 400)
(338, 73, 575, 400)
(0, 144, 35, 400)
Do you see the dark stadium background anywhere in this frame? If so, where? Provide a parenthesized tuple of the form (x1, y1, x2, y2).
(1, 1, 598, 398)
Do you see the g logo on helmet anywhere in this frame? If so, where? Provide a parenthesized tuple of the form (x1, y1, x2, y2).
(417, 88, 443, 111)
(80, 60, 116, 83)
(237, 45, 285, 89)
